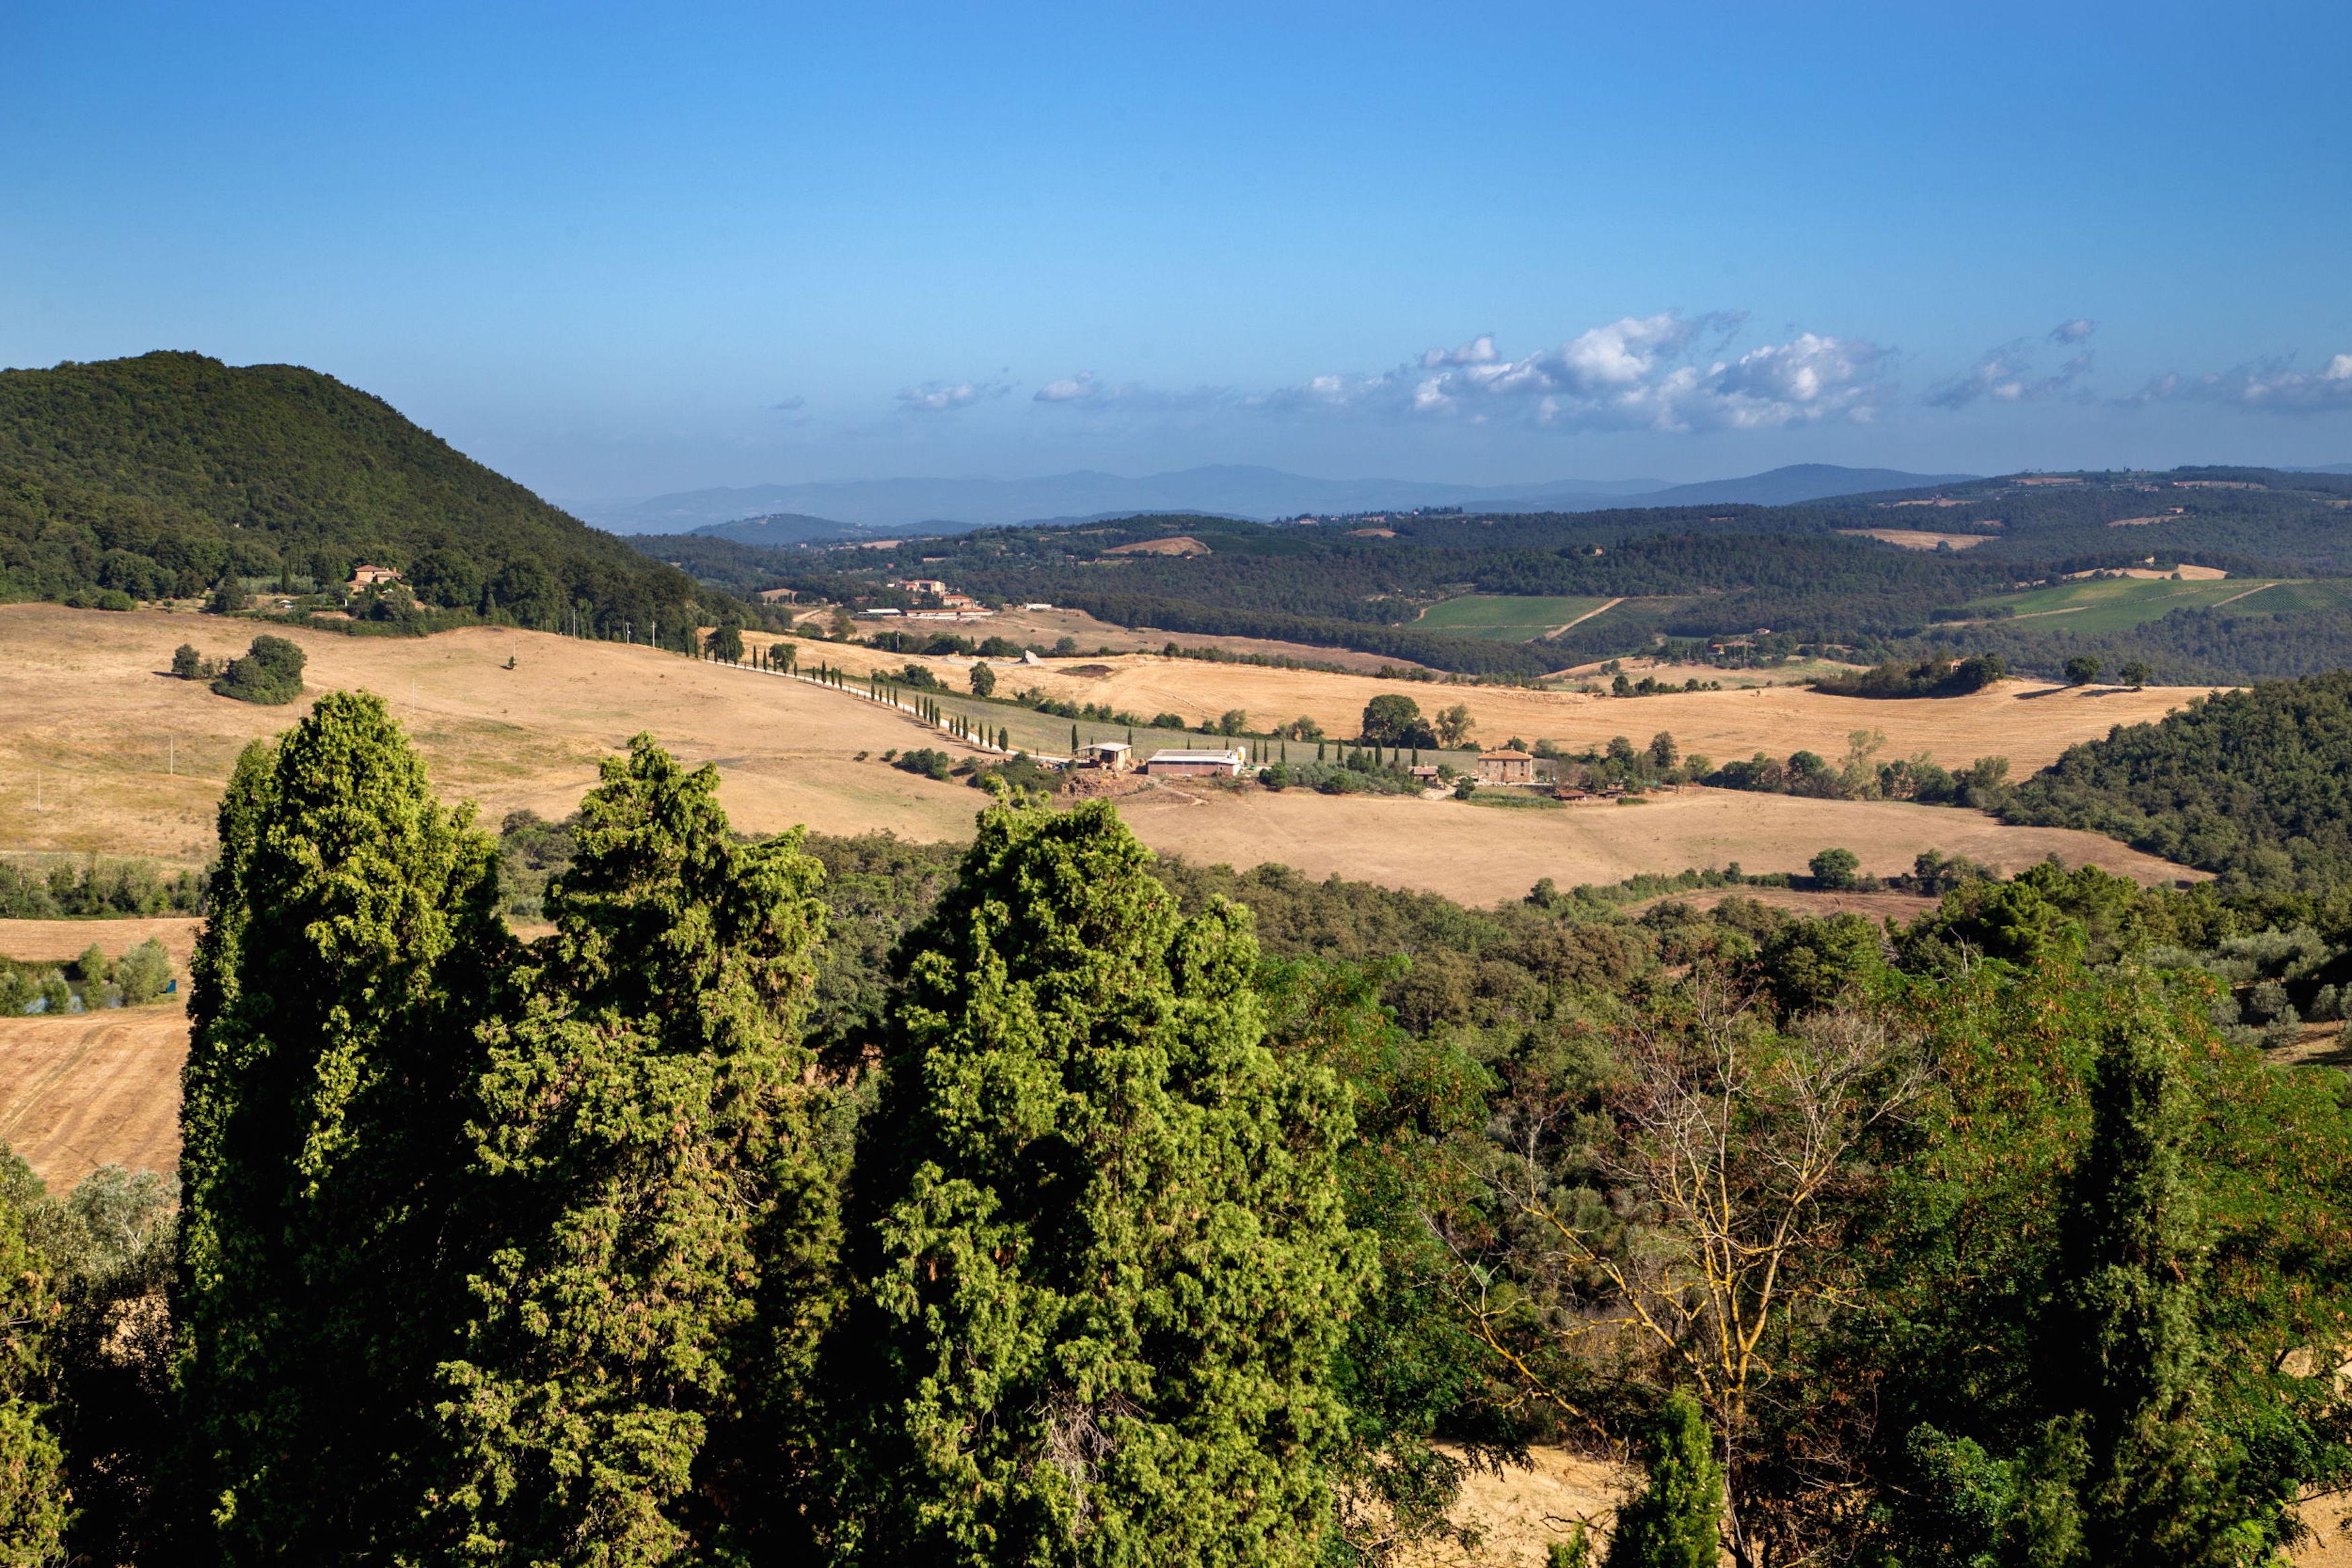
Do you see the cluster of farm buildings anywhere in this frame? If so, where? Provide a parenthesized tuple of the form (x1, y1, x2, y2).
(1067, 741, 1627, 795)
(854, 578, 1051, 623)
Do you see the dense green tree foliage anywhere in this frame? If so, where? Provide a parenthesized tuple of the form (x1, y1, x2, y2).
(46, 690, 2348, 1564)
(832, 799, 1369, 1565)
(173, 692, 506, 1558)
(2005, 672, 2352, 890)
(425, 738, 839, 1562)
(208, 634, 306, 705)
(0, 351, 710, 638)
(652, 469, 2352, 681)
(0, 1154, 67, 1563)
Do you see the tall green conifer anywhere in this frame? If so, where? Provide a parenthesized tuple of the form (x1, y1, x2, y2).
(2035, 1006, 2265, 1564)
(424, 736, 838, 1563)
(173, 691, 505, 1559)
(1604, 1391, 1722, 1568)
(837, 797, 1367, 1566)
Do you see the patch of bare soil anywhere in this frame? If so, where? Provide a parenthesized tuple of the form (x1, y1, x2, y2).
(1404, 1446, 1627, 1567)
(1837, 528, 1997, 550)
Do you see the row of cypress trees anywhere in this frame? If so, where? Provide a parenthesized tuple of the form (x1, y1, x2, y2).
(165, 690, 1363, 1563)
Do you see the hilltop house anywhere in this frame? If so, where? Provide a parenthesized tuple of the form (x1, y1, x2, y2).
(1474, 748, 1537, 785)
(348, 564, 401, 589)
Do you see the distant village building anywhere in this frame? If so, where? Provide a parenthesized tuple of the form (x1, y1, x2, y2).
(1409, 765, 1441, 783)
(348, 564, 401, 589)
(1474, 748, 1537, 785)
(1078, 741, 1134, 773)
(1143, 747, 1246, 778)
(1022, 602, 1054, 610)
(940, 593, 980, 609)
(890, 578, 950, 595)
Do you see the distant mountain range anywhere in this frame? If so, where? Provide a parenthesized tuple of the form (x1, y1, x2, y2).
(581, 462, 1979, 539)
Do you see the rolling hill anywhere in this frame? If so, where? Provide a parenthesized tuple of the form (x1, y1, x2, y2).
(0, 351, 713, 644)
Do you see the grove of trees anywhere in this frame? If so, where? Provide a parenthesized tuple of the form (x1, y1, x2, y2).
(5, 697, 2352, 1563)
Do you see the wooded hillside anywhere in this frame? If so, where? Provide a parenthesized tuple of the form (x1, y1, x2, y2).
(0, 351, 710, 642)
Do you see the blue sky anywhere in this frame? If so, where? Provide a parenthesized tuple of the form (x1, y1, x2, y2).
(5, 1, 2349, 500)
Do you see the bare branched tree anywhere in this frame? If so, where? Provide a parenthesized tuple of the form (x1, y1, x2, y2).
(1439, 976, 1926, 1567)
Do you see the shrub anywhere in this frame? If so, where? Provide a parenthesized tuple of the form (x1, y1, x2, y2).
(210, 635, 306, 705)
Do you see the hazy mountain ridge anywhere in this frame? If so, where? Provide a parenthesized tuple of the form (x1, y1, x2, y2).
(585, 462, 1976, 535)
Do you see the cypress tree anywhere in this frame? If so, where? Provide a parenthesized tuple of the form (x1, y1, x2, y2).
(2037, 1008, 2255, 1563)
(425, 736, 838, 1562)
(837, 798, 1368, 1565)
(173, 691, 506, 1558)
(1604, 1391, 1722, 1568)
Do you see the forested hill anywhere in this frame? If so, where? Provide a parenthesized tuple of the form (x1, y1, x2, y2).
(650, 464, 2352, 679)
(0, 351, 711, 639)
(2005, 670, 2352, 891)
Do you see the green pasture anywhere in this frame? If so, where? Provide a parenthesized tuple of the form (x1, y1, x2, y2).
(1415, 593, 1616, 641)
(1969, 576, 2302, 634)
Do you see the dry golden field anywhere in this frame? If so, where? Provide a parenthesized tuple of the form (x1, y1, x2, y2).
(0, 603, 999, 864)
(0, 1000, 187, 1188)
(1114, 784, 2191, 906)
(771, 632, 2220, 772)
(0, 605, 2196, 907)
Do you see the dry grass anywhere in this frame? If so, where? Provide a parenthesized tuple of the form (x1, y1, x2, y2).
(0, 916, 202, 969)
(907, 603, 1435, 674)
(0, 604, 996, 863)
(785, 634, 2220, 772)
(1116, 784, 2191, 907)
(0, 1002, 187, 1187)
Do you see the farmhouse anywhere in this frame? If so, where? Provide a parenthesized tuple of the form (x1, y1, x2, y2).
(1409, 765, 1441, 783)
(1078, 740, 1134, 773)
(890, 578, 950, 595)
(1143, 747, 1246, 778)
(348, 564, 401, 589)
(1474, 748, 1537, 785)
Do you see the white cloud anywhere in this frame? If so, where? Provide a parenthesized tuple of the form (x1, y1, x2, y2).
(1259, 311, 1888, 433)
(1926, 337, 2095, 409)
(896, 379, 1009, 414)
(2128, 353, 2352, 412)
(1419, 334, 1500, 368)
(1034, 372, 1097, 402)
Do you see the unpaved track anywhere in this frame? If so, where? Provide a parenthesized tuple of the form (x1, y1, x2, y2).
(0, 1004, 186, 1186)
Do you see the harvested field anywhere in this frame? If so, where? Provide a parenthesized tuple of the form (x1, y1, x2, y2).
(0, 603, 2197, 919)
(0, 916, 201, 969)
(0, 1003, 187, 1186)
(905, 603, 1436, 674)
(0, 605, 996, 863)
(1116, 786, 2193, 908)
(1836, 527, 1997, 550)
(788, 636, 2222, 772)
